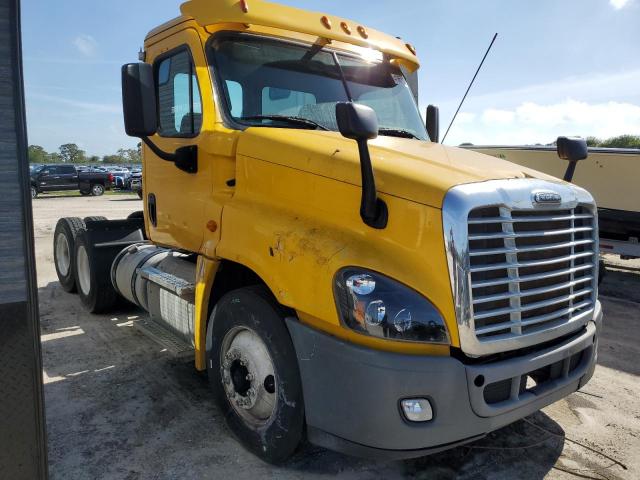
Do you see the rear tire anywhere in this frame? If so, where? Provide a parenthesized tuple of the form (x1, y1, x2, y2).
(73, 231, 119, 313)
(207, 286, 304, 464)
(84, 216, 108, 223)
(91, 184, 105, 196)
(54, 217, 87, 293)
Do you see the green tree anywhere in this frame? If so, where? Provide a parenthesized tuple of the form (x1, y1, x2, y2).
(117, 148, 141, 164)
(598, 135, 640, 149)
(48, 152, 62, 163)
(88, 155, 100, 163)
(550, 135, 640, 149)
(102, 154, 122, 164)
(28, 145, 49, 164)
(59, 143, 87, 163)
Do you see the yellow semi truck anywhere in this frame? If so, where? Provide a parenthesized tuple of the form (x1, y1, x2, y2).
(53, 0, 602, 463)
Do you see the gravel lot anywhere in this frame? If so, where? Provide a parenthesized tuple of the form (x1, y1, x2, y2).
(34, 194, 640, 480)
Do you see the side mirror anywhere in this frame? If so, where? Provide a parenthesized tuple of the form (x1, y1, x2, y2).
(336, 102, 379, 141)
(557, 136, 588, 182)
(121, 63, 158, 138)
(426, 105, 440, 143)
(336, 102, 387, 229)
(121, 62, 198, 174)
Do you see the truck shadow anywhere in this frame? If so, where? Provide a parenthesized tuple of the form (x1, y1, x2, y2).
(600, 267, 640, 304)
(596, 294, 640, 376)
(286, 411, 564, 479)
(39, 280, 629, 479)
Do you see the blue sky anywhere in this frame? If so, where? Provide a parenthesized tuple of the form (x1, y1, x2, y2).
(22, 0, 640, 156)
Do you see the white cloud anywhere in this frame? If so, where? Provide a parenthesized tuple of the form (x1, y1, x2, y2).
(73, 35, 97, 57)
(456, 112, 477, 124)
(610, 0, 632, 9)
(28, 93, 121, 114)
(439, 70, 640, 113)
(445, 99, 640, 146)
(482, 109, 515, 125)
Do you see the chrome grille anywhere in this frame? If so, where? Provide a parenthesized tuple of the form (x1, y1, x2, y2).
(467, 205, 597, 342)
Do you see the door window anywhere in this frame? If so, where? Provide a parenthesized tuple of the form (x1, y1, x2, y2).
(156, 48, 202, 137)
(225, 80, 243, 118)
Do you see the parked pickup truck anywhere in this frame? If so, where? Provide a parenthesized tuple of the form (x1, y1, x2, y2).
(129, 170, 142, 198)
(30, 164, 113, 198)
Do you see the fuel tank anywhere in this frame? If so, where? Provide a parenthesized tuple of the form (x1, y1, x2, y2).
(111, 243, 196, 344)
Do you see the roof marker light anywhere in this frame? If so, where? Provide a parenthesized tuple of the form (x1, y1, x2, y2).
(239, 0, 249, 13)
(321, 16, 332, 29)
(406, 43, 417, 55)
(340, 22, 352, 35)
(357, 26, 369, 39)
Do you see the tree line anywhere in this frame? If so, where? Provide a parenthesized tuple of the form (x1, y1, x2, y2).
(585, 135, 640, 149)
(459, 134, 640, 149)
(28, 143, 142, 165)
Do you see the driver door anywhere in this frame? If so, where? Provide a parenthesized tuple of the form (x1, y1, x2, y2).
(143, 29, 213, 253)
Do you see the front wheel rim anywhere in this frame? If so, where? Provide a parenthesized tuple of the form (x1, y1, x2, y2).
(93, 185, 103, 195)
(220, 327, 277, 426)
(76, 245, 91, 295)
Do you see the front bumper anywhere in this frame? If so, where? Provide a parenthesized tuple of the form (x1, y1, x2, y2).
(286, 301, 601, 460)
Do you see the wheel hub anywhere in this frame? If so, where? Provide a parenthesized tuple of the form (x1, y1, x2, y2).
(230, 359, 251, 397)
(221, 328, 277, 424)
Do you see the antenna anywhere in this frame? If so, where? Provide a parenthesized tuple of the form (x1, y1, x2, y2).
(442, 33, 498, 144)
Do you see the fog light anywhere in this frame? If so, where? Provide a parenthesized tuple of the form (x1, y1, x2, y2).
(401, 398, 433, 422)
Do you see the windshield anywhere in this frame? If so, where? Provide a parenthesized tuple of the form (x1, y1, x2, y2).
(209, 33, 427, 140)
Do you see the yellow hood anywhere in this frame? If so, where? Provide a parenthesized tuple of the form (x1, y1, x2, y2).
(236, 129, 560, 208)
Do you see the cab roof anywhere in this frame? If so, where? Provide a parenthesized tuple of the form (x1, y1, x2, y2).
(147, 0, 419, 68)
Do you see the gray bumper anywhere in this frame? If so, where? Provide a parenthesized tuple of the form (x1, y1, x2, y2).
(286, 302, 602, 460)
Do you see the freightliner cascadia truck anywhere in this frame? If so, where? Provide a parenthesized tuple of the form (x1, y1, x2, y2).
(53, 0, 602, 463)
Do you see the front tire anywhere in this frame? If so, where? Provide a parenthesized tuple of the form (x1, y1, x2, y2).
(31, 186, 37, 199)
(91, 183, 105, 196)
(53, 217, 86, 293)
(207, 286, 304, 464)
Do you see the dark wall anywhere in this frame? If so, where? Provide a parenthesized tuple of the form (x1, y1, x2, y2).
(0, 0, 48, 478)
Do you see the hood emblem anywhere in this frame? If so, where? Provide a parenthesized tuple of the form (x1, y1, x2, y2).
(533, 190, 562, 205)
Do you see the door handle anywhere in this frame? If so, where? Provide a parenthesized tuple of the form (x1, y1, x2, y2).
(147, 193, 157, 227)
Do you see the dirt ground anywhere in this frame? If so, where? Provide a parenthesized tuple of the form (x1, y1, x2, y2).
(33, 194, 640, 480)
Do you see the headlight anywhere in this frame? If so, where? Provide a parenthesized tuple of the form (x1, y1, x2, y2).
(334, 268, 449, 344)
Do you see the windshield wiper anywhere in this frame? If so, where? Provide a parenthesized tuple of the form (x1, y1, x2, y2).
(378, 128, 419, 139)
(239, 115, 329, 131)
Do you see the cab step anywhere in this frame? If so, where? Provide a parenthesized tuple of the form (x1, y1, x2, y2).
(138, 265, 195, 302)
(134, 316, 194, 361)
